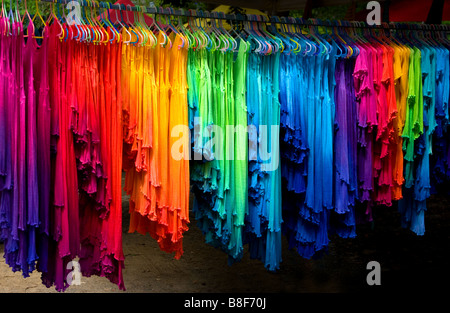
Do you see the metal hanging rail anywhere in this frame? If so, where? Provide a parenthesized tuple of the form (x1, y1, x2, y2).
(36, 0, 450, 31)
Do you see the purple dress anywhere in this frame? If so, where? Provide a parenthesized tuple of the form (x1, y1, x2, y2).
(34, 26, 51, 274)
(24, 23, 40, 272)
(331, 57, 357, 238)
(0, 19, 13, 250)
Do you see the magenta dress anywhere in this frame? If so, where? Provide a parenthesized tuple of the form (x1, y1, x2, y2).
(0, 19, 14, 260)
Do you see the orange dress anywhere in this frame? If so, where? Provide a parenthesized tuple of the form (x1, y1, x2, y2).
(391, 43, 410, 200)
(124, 31, 190, 259)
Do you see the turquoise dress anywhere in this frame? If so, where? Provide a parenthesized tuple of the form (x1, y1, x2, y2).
(244, 46, 282, 271)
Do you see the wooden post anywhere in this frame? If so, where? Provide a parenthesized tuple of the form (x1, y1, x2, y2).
(426, 0, 444, 24)
(382, 0, 390, 23)
(303, 0, 313, 19)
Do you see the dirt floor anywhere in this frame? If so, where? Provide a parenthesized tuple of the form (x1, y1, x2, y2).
(1, 180, 450, 293)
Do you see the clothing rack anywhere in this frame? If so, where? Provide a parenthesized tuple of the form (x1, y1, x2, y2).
(36, 0, 450, 31)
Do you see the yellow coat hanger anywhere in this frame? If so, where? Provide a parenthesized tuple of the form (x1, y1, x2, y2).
(31, 0, 46, 38)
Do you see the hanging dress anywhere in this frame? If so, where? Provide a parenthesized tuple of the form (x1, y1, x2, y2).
(431, 44, 450, 191)
(34, 24, 51, 275)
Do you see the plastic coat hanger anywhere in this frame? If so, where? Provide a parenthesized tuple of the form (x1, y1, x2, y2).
(228, 13, 246, 52)
(292, 18, 315, 56)
(95, 1, 104, 43)
(75, 0, 85, 42)
(354, 22, 364, 56)
(1, 0, 8, 36)
(436, 24, 450, 45)
(206, 12, 220, 52)
(211, 12, 225, 52)
(133, 6, 146, 46)
(245, 18, 263, 54)
(282, 17, 298, 54)
(156, 7, 170, 47)
(254, 15, 272, 55)
(196, 10, 211, 50)
(7, 0, 14, 35)
(304, 21, 321, 56)
(5, 0, 12, 35)
(323, 20, 342, 58)
(284, 19, 300, 53)
(386, 22, 405, 50)
(312, 18, 332, 55)
(337, 21, 358, 59)
(177, 9, 192, 49)
(142, 6, 156, 47)
(330, 20, 346, 58)
(260, 15, 280, 54)
(64, 13, 71, 42)
(106, 0, 121, 44)
(269, 17, 293, 54)
(167, 8, 185, 49)
(346, 21, 362, 58)
(86, 0, 98, 44)
(99, 2, 112, 44)
(127, 4, 141, 46)
(194, 11, 208, 50)
(13, 0, 20, 28)
(59, 1, 72, 41)
(209, 12, 226, 52)
(165, 8, 179, 36)
(120, 5, 132, 45)
(80, 1, 90, 43)
(164, 10, 173, 48)
(197, 11, 214, 51)
(45, 0, 55, 27)
(85, 0, 96, 43)
(131, 6, 143, 46)
(186, 11, 199, 50)
(248, 15, 268, 54)
(218, 12, 237, 52)
(123, 4, 135, 45)
(252, 15, 267, 54)
(346, 21, 366, 58)
(151, 7, 168, 47)
(22, 0, 34, 38)
(53, 1, 65, 40)
(219, 12, 233, 52)
(427, 24, 439, 44)
(107, 2, 118, 44)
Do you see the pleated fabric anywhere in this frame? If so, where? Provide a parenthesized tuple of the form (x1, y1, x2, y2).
(123, 32, 190, 260)
(430, 46, 450, 192)
(245, 47, 282, 270)
(191, 40, 253, 266)
(1, 13, 450, 290)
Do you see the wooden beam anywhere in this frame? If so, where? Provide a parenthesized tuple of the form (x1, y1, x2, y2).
(382, 0, 390, 23)
(303, 0, 313, 19)
(192, 0, 276, 11)
(192, 0, 370, 15)
(426, 0, 444, 24)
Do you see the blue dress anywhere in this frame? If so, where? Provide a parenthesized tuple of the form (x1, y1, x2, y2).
(431, 46, 450, 191)
(245, 48, 282, 271)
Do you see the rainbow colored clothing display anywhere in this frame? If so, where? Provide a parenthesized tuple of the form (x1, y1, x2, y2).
(0, 4, 449, 292)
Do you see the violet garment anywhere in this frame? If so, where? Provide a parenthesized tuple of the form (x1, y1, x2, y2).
(330, 56, 357, 238)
